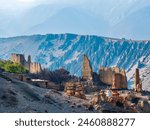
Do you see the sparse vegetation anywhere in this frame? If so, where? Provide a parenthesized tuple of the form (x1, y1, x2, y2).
(0, 60, 28, 74)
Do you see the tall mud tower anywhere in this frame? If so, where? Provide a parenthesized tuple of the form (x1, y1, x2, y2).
(134, 68, 142, 92)
(82, 55, 93, 80)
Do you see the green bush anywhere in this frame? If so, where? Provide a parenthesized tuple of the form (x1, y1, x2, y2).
(0, 60, 28, 74)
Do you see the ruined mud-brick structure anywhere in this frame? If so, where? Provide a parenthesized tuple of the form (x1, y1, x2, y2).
(65, 81, 86, 99)
(82, 55, 128, 89)
(11, 53, 42, 74)
(99, 67, 128, 89)
(134, 68, 142, 92)
(82, 55, 93, 80)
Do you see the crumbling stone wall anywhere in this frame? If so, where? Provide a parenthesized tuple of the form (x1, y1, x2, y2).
(11, 53, 26, 66)
(99, 66, 128, 89)
(82, 55, 93, 80)
(30, 63, 42, 74)
(10, 53, 42, 74)
(112, 73, 122, 89)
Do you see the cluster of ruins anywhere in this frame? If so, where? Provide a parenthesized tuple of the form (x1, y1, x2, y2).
(9, 54, 144, 99)
(1, 53, 149, 112)
(82, 54, 142, 92)
(64, 54, 143, 102)
(11, 53, 42, 74)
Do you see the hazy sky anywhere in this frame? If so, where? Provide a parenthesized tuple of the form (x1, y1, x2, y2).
(0, 0, 150, 39)
(1, 0, 150, 18)
(1, 0, 148, 10)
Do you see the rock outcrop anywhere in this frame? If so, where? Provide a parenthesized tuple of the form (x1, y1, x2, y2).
(10, 53, 42, 74)
(82, 55, 93, 80)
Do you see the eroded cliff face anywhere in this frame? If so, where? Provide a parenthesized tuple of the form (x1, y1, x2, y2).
(10, 53, 42, 74)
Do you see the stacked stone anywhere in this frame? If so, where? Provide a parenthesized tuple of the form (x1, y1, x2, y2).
(65, 82, 86, 99)
(75, 82, 86, 99)
(65, 82, 75, 96)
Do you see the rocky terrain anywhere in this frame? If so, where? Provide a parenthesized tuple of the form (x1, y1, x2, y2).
(0, 73, 95, 113)
(0, 72, 150, 113)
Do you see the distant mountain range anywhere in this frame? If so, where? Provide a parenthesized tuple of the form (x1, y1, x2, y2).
(0, 33, 150, 90)
(0, 0, 150, 39)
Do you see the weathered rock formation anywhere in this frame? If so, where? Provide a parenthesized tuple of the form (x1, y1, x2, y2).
(65, 81, 86, 99)
(65, 82, 75, 96)
(82, 55, 93, 80)
(134, 68, 142, 92)
(10, 53, 42, 74)
(99, 66, 128, 89)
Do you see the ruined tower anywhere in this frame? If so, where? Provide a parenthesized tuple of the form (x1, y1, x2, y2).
(10, 53, 42, 74)
(134, 68, 142, 92)
(11, 53, 26, 66)
(82, 55, 93, 80)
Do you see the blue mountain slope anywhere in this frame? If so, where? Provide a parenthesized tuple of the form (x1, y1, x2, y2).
(0, 34, 150, 88)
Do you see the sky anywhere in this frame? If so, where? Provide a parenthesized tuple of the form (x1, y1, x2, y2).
(0, 0, 150, 39)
